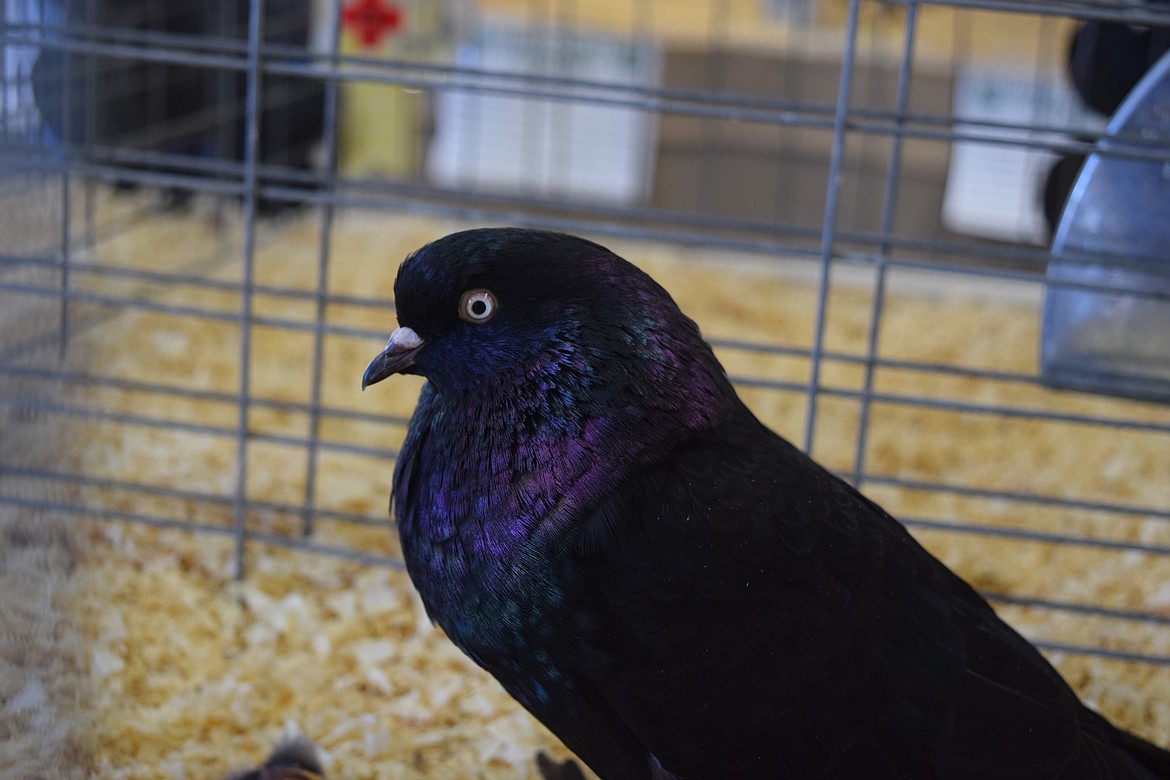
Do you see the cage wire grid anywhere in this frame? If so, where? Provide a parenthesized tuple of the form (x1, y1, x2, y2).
(2, 0, 1170, 760)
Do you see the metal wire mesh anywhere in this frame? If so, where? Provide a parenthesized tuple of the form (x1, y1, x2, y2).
(2, 0, 1170, 689)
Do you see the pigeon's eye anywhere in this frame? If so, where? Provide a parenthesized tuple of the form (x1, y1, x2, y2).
(459, 289, 497, 323)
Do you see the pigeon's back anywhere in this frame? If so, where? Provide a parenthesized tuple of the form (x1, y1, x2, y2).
(563, 402, 1170, 779)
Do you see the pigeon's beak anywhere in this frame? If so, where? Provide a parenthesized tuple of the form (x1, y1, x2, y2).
(362, 326, 424, 390)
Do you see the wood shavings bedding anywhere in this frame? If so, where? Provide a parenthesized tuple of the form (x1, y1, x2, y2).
(1, 211, 93, 778)
(52, 198, 1170, 776)
(79, 525, 576, 779)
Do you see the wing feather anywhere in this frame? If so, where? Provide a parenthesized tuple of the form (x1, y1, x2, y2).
(558, 405, 1155, 779)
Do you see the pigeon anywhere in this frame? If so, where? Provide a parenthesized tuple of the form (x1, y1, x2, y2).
(223, 734, 325, 780)
(362, 227, 1170, 779)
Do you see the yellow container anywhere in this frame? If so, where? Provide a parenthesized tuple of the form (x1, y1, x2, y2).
(335, 0, 449, 177)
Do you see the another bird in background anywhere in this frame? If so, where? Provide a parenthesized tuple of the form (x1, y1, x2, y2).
(538, 750, 590, 780)
(1040, 1, 1169, 240)
(218, 727, 578, 779)
(223, 734, 325, 780)
(363, 228, 1170, 780)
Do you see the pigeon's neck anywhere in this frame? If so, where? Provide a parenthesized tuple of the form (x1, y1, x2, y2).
(394, 326, 735, 635)
(393, 380, 636, 652)
(398, 373, 667, 560)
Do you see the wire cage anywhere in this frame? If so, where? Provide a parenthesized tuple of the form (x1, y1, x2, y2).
(2, 0, 1170, 776)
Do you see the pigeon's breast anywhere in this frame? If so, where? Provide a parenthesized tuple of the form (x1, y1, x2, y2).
(392, 384, 608, 647)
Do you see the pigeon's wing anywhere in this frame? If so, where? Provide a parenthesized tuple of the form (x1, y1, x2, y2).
(564, 406, 1162, 780)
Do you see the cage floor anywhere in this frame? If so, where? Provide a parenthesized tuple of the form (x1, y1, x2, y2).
(35, 193, 1170, 777)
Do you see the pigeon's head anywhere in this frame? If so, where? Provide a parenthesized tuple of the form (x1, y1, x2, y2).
(363, 228, 734, 425)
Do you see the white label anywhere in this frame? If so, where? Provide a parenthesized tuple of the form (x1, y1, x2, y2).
(427, 21, 661, 204)
(942, 64, 1105, 245)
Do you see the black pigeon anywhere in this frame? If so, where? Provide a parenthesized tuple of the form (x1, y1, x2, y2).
(1067, 4, 1170, 119)
(223, 734, 325, 780)
(538, 750, 591, 780)
(363, 228, 1170, 780)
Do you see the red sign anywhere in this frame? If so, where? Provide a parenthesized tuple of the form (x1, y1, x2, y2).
(341, 0, 403, 48)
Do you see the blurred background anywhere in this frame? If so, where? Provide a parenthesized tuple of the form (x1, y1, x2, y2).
(2, 0, 1169, 777)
